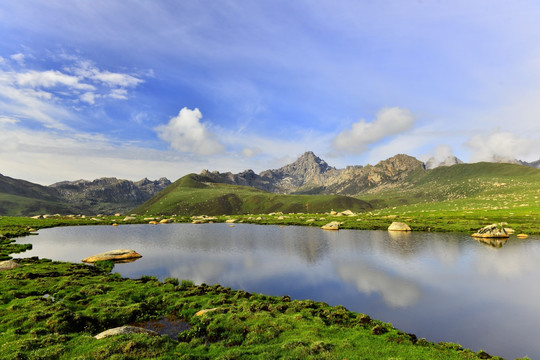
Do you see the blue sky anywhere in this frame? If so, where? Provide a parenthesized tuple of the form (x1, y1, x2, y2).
(1, 1, 540, 184)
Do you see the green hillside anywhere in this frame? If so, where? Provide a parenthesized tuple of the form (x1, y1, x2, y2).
(133, 174, 372, 216)
(0, 173, 72, 216)
(360, 162, 540, 209)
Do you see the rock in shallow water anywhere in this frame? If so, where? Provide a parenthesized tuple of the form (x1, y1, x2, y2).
(82, 249, 142, 263)
(472, 224, 509, 238)
(388, 222, 411, 231)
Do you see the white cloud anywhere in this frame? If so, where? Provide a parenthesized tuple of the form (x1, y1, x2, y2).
(156, 107, 225, 155)
(465, 130, 540, 162)
(80, 92, 96, 104)
(91, 70, 143, 88)
(108, 88, 128, 100)
(332, 107, 415, 154)
(0, 116, 19, 125)
(241, 147, 261, 158)
(15, 70, 95, 91)
(10, 53, 25, 65)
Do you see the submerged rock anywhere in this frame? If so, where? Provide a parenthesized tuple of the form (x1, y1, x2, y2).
(94, 325, 159, 339)
(388, 222, 411, 231)
(82, 249, 142, 263)
(472, 224, 509, 238)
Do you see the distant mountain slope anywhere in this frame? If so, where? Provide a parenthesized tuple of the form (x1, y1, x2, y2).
(0, 173, 171, 216)
(50, 177, 171, 214)
(133, 173, 372, 216)
(0, 173, 71, 216)
(359, 161, 540, 208)
(202, 152, 425, 196)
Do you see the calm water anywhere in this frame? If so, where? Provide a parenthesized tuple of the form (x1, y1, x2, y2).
(14, 223, 540, 359)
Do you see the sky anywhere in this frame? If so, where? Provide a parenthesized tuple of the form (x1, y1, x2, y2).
(1, 1, 540, 185)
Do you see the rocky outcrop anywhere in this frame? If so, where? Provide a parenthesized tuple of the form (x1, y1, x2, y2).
(200, 152, 425, 196)
(472, 224, 509, 238)
(51, 177, 171, 204)
(82, 249, 142, 263)
(94, 325, 159, 339)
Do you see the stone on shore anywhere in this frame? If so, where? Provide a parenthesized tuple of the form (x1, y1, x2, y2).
(0, 260, 19, 271)
(195, 308, 220, 316)
(472, 224, 509, 238)
(82, 249, 142, 263)
(94, 326, 159, 339)
(517, 233, 529, 239)
(321, 221, 340, 230)
(388, 222, 411, 231)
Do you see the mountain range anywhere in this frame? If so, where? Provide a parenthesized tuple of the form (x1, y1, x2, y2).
(0, 174, 170, 216)
(1, 151, 539, 216)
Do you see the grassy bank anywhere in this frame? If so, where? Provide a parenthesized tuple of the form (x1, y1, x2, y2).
(1, 215, 536, 359)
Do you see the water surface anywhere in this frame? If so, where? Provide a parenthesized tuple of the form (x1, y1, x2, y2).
(15, 223, 540, 359)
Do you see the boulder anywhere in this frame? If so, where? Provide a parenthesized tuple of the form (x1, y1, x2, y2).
(30, 215, 43, 219)
(517, 233, 529, 239)
(225, 219, 237, 223)
(82, 249, 142, 263)
(388, 222, 411, 231)
(94, 325, 159, 339)
(159, 219, 172, 224)
(0, 260, 19, 271)
(340, 210, 355, 216)
(321, 221, 340, 230)
(472, 224, 509, 238)
(123, 216, 136, 221)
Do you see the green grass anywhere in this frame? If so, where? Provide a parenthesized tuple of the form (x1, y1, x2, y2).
(0, 256, 508, 359)
(133, 174, 372, 216)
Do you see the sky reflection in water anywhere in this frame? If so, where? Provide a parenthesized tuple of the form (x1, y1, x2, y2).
(15, 223, 540, 359)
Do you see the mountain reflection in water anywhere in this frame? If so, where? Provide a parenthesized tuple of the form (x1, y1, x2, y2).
(14, 223, 540, 360)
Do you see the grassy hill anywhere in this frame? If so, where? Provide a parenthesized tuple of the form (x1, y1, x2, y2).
(360, 162, 540, 209)
(133, 174, 372, 216)
(0, 173, 72, 216)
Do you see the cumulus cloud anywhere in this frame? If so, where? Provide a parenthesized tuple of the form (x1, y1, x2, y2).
(465, 130, 539, 163)
(156, 107, 225, 155)
(332, 107, 415, 154)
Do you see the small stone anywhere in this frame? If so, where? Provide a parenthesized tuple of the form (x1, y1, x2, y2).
(195, 308, 219, 316)
(517, 233, 528, 238)
(94, 326, 159, 339)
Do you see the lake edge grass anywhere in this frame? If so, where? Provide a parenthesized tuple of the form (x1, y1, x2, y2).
(1, 214, 536, 359)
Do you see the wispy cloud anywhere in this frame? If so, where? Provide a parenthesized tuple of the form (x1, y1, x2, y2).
(332, 107, 415, 154)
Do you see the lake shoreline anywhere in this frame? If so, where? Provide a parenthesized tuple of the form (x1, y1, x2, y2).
(1, 215, 535, 359)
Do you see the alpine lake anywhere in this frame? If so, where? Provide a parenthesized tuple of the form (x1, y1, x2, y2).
(14, 223, 540, 359)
